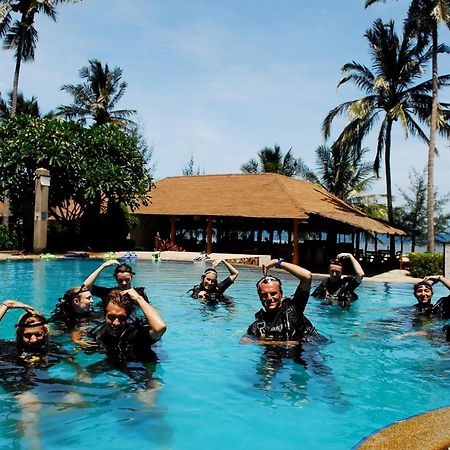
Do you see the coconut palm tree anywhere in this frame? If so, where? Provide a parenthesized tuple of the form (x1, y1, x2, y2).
(323, 18, 450, 257)
(57, 59, 136, 127)
(365, 0, 450, 253)
(300, 143, 374, 202)
(241, 145, 303, 177)
(0, 0, 76, 118)
(0, 91, 40, 118)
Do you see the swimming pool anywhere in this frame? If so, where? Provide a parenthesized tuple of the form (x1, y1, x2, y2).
(0, 260, 448, 449)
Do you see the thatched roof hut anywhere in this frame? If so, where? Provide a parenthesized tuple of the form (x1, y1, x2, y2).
(131, 173, 404, 265)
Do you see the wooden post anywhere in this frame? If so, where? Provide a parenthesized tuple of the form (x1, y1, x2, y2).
(292, 218, 299, 265)
(33, 168, 50, 253)
(206, 216, 213, 254)
(170, 216, 176, 244)
(2, 194, 9, 227)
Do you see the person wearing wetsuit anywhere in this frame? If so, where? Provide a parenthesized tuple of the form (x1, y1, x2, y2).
(191, 259, 239, 304)
(413, 275, 450, 319)
(312, 253, 365, 308)
(50, 285, 97, 329)
(83, 260, 149, 307)
(245, 259, 318, 344)
(74, 288, 166, 361)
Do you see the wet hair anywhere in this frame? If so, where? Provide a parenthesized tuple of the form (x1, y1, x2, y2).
(256, 275, 283, 294)
(104, 289, 133, 316)
(54, 285, 86, 318)
(329, 258, 343, 268)
(114, 263, 135, 278)
(413, 281, 433, 294)
(15, 310, 49, 349)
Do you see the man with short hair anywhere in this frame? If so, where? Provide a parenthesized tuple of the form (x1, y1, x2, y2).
(74, 288, 166, 360)
(244, 259, 317, 343)
(312, 252, 364, 308)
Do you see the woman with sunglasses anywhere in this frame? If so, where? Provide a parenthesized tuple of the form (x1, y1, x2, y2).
(244, 258, 318, 344)
(190, 259, 239, 304)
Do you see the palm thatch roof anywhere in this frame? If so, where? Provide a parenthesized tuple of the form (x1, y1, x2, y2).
(133, 173, 405, 235)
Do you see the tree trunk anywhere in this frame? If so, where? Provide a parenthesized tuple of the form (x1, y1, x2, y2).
(384, 119, 396, 259)
(11, 11, 27, 118)
(427, 23, 438, 253)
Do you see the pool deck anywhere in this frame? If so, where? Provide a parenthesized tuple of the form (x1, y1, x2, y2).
(0, 250, 421, 283)
(356, 406, 450, 450)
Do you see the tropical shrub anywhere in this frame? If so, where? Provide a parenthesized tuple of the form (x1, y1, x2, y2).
(0, 225, 19, 250)
(408, 252, 443, 278)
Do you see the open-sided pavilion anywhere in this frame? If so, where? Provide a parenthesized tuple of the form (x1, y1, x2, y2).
(130, 173, 405, 269)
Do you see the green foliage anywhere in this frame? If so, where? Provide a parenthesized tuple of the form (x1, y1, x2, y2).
(0, 225, 19, 250)
(182, 153, 203, 176)
(241, 145, 303, 177)
(408, 252, 443, 278)
(57, 59, 136, 127)
(394, 167, 450, 251)
(0, 115, 152, 231)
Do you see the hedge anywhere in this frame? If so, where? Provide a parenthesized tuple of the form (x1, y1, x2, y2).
(408, 252, 443, 279)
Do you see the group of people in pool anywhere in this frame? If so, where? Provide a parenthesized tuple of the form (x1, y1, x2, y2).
(1, 252, 449, 369)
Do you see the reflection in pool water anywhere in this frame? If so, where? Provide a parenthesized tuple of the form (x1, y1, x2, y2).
(0, 260, 449, 449)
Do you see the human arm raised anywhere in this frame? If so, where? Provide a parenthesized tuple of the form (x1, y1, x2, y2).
(337, 253, 365, 284)
(212, 259, 239, 282)
(124, 288, 167, 341)
(424, 275, 450, 291)
(263, 259, 312, 291)
(0, 300, 38, 323)
(83, 259, 119, 290)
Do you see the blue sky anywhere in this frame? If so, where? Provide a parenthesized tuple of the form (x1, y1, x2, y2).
(1, 0, 450, 204)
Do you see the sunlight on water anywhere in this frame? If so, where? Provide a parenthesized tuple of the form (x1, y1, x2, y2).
(0, 260, 449, 449)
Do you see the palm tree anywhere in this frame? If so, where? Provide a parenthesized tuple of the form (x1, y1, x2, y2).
(57, 59, 136, 127)
(300, 143, 374, 203)
(323, 19, 450, 257)
(241, 145, 303, 177)
(365, 0, 450, 252)
(0, 91, 40, 118)
(0, 0, 76, 118)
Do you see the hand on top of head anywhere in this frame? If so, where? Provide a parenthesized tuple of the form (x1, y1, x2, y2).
(336, 253, 349, 260)
(104, 259, 120, 267)
(423, 275, 440, 284)
(212, 259, 222, 269)
(120, 288, 140, 302)
(3, 300, 35, 311)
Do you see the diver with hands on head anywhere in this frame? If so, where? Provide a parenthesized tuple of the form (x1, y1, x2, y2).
(413, 274, 450, 318)
(312, 252, 364, 308)
(191, 258, 239, 303)
(243, 258, 318, 345)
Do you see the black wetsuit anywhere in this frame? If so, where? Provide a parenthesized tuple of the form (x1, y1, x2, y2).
(49, 308, 102, 332)
(312, 276, 360, 308)
(247, 285, 318, 341)
(89, 318, 159, 362)
(191, 276, 234, 304)
(0, 341, 68, 394)
(414, 295, 450, 319)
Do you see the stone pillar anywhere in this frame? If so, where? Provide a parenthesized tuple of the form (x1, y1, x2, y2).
(444, 242, 450, 279)
(33, 168, 50, 253)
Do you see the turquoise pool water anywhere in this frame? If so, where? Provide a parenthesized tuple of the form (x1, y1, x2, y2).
(0, 260, 449, 449)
